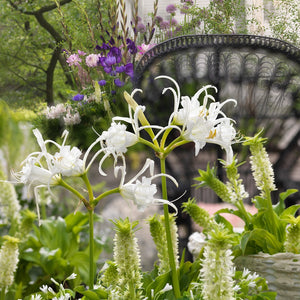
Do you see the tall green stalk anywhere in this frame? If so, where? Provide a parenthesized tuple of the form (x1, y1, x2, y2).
(81, 173, 95, 290)
(88, 209, 94, 290)
(160, 158, 181, 298)
(0, 289, 5, 300)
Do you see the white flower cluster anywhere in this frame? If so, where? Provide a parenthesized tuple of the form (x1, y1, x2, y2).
(14, 75, 238, 217)
(30, 274, 77, 300)
(44, 104, 81, 126)
(155, 76, 237, 164)
(200, 245, 235, 300)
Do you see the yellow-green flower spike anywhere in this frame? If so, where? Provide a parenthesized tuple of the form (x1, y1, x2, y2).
(0, 235, 19, 290)
(148, 214, 179, 274)
(182, 198, 212, 230)
(243, 132, 276, 196)
(112, 218, 142, 300)
(195, 165, 232, 203)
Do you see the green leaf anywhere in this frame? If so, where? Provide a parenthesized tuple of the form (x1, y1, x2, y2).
(144, 271, 171, 298)
(280, 204, 300, 219)
(240, 229, 283, 255)
(279, 189, 298, 202)
(65, 211, 89, 234)
(75, 286, 108, 299)
(273, 195, 286, 216)
(214, 213, 234, 232)
(69, 252, 90, 284)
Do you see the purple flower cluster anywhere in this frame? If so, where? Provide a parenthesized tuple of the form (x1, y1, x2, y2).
(166, 4, 177, 14)
(67, 36, 138, 102)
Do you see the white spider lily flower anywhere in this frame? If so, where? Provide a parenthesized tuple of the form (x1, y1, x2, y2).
(152, 76, 237, 162)
(118, 158, 178, 213)
(15, 157, 60, 187)
(184, 117, 236, 163)
(118, 90, 164, 141)
(97, 122, 138, 176)
(52, 145, 84, 176)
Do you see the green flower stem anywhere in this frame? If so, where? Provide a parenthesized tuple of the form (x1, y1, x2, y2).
(160, 158, 181, 298)
(265, 192, 278, 238)
(236, 200, 252, 227)
(160, 127, 173, 149)
(81, 173, 94, 203)
(81, 172, 96, 290)
(138, 137, 161, 153)
(92, 187, 120, 207)
(58, 179, 91, 209)
(89, 209, 94, 290)
(164, 139, 189, 157)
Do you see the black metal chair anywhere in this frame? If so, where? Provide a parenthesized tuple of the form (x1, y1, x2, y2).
(133, 34, 300, 257)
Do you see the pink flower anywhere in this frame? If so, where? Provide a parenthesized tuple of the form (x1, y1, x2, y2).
(137, 43, 156, 55)
(136, 43, 156, 61)
(77, 50, 86, 56)
(66, 54, 82, 66)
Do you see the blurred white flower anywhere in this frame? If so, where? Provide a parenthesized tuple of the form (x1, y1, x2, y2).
(85, 53, 101, 67)
(63, 111, 81, 126)
(45, 103, 66, 119)
(39, 284, 48, 293)
(0, 236, 19, 290)
(187, 232, 207, 257)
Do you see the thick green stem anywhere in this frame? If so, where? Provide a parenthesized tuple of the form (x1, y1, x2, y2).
(265, 192, 278, 238)
(160, 158, 181, 298)
(92, 187, 120, 207)
(236, 200, 252, 227)
(89, 209, 94, 290)
(0, 289, 5, 300)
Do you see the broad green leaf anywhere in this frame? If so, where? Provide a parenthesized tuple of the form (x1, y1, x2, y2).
(65, 211, 89, 234)
(144, 271, 171, 298)
(75, 286, 108, 299)
(240, 229, 283, 255)
(280, 204, 300, 219)
(253, 196, 267, 210)
(69, 251, 91, 284)
(214, 213, 234, 232)
(273, 195, 286, 216)
(279, 189, 298, 202)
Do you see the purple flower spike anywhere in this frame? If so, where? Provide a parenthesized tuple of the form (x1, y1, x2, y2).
(109, 47, 122, 63)
(124, 63, 134, 77)
(98, 80, 106, 86)
(116, 65, 126, 73)
(103, 66, 112, 74)
(126, 39, 138, 54)
(114, 78, 125, 87)
(105, 55, 117, 66)
(72, 94, 84, 101)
